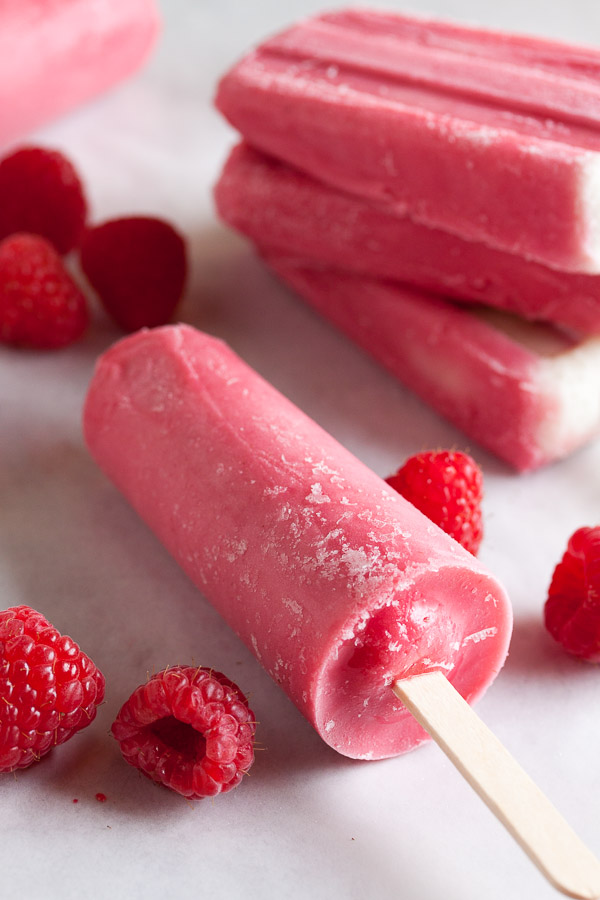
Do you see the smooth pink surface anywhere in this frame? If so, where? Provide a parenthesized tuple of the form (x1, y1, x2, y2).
(216, 143, 600, 335)
(0, 0, 160, 148)
(264, 256, 596, 472)
(83, 325, 511, 760)
(216, 9, 600, 273)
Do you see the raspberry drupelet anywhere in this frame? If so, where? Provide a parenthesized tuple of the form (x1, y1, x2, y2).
(386, 450, 484, 555)
(0, 606, 105, 773)
(111, 666, 255, 799)
(545, 526, 600, 663)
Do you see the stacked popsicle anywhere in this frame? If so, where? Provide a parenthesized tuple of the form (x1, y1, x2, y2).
(214, 10, 600, 470)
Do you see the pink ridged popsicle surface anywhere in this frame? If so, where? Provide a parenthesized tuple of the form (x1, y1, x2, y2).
(0, 0, 160, 147)
(215, 143, 600, 336)
(216, 9, 600, 273)
(83, 325, 512, 760)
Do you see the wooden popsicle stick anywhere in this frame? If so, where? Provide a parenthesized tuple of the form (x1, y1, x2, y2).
(393, 671, 600, 900)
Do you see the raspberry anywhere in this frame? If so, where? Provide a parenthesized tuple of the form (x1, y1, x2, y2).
(0, 146, 87, 254)
(545, 527, 600, 663)
(111, 666, 255, 799)
(386, 450, 484, 554)
(80, 216, 187, 332)
(0, 606, 105, 773)
(0, 234, 89, 349)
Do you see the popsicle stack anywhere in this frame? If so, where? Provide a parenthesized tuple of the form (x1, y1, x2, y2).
(214, 10, 600, 471)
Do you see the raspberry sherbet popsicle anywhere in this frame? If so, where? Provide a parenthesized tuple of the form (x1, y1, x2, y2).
(0, 0, 160, 147)
(84, 324, 511, 761)
(216, 144, 600, 336)
(216, 10, 600, 273)
(84, 326, 600, 896)
(264, 255, 600, 472)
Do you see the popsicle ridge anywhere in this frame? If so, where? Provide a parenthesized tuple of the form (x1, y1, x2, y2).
(263, 12, 600, 133)
(216, 10, 600, 271)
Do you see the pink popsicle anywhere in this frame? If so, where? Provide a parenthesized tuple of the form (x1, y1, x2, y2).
(216, 10, 600, 273)
(83, 324, 511, 760)
(0, 0, 160, 148)
(264, 254, 600, 472)
(216, 143, 600, 335)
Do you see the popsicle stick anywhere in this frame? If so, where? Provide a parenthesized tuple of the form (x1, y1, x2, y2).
(393, 671, 600, 900)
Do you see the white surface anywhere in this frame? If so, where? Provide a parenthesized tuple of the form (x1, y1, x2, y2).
(1, 2, 600, 898)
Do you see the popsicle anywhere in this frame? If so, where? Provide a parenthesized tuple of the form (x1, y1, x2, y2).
(262, 254, 600, 471)
(84, 325, 600, 898)
(0, 0, 160, 148)
(215, 9, 600, 273)
(84, 324, 511, 760)
(216, 143, 600, 336)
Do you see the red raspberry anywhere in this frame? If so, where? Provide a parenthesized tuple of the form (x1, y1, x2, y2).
(0, 146, 87, 254)
(545, 527, 600, 663)
(386, 450, 484, 554)
(0, 234, 89, 349)
(111, 666, 255, 799)
(80, 216, 187, 332)
(0, 606, 105, 773)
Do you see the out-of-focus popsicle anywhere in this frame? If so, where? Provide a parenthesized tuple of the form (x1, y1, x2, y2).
(216, 143, 600, 335)
(216, 9, 600, 273)
(263, 254, 600, 471)
(0, 0, 160, 148)
(83, 324, 511, 761)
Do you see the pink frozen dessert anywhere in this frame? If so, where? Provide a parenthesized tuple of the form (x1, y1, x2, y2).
(83, 325, 512, 760)
(264, 255, 600, 472)
(216, 9, 600, 273)
(216, 143, 600, 336)
(0, 0, 160, 147)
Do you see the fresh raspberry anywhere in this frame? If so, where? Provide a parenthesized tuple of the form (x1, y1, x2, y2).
(386, 450, 484, 554)
(80, 216, 187, 332)
(0, 606, 105, 773)
(111, 666, 255, 799)
(0, 234, 89, 349)
(545, 527, 600, 663)
(0, 146, 87, 254)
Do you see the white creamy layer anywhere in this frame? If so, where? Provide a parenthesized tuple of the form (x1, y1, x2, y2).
(535, 334, 600, 456)
(478, 306, 600, 457)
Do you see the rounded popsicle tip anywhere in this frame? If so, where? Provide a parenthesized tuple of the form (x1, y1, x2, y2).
(310, 548, 512, 760)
